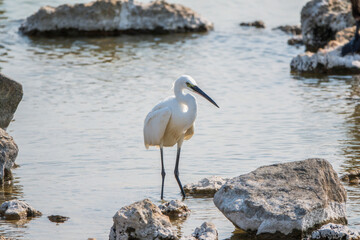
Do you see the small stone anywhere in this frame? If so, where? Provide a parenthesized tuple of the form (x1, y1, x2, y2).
(158, 200, 190, 220)
(273, 25, 301, 35)
(48, 215, 70, 223)
(184, 176, 228, 196)
(192, 222, 218, 240)
(109, 199, 176, 240)
(0, 200, 42, 220)
(288, 37, 304, 46)
(240, 20, 265, 28)
(310, 223, 360, 240)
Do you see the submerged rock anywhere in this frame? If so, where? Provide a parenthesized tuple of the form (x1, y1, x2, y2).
(213, 159, 347, 238)
(310, 223, 360, 240)
(240, 20, 265, 28)
(0, 73, 23, 130)
(20, 0, 213, 37)
(48, 215, 70, 223)
(0, 200, 42, 220)
(288, 37, 304, 46)
(158, 200, 190, 220)
(301, 0, 354, 52)
(0, 129, 18, 184)
(184, 176, 228, 196)
(273, 25, 301, 35)
(109, 199, 176, 240)
(341, 169, 360, 184)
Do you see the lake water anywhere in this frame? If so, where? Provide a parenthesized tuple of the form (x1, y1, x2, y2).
(1, 0, 360, 239)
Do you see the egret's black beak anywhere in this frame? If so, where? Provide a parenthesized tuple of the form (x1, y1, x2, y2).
(192, 86, 219, 108)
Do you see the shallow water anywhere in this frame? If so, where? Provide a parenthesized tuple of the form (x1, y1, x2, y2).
(1, 0, 360, 239)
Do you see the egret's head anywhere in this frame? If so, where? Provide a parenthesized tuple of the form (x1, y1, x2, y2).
(176, 75, 219, 108)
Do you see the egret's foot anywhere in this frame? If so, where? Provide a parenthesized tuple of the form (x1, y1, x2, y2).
(341, 38, 360, 56)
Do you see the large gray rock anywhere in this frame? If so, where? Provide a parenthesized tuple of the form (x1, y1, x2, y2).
(0, 128, 18, 184)
(0, 200, 42, 220)
(158, 200, 190, 220)
(109, 199, 176, 240)
(20, 0, 213, 37)
(213, 159, 347, 238)
(0, 73, 23, 130)
(301, 0, 354, 51)
(184, 176, 228, 197)
(310, 223, 360, 240)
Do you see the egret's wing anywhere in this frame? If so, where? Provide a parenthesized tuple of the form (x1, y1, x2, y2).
(144, 107, 172, 149)
(184, 124, 194, 140)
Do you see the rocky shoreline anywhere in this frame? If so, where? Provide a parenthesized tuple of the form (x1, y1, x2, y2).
(107, 159, 357, 240)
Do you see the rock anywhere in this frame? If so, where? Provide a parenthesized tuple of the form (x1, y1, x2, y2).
(48, 215, 70, 223)
(301, 0, 354, 52)
(181, 222, 218, 240)
(213, 159, 347, 238)
(240, 20, 265, 28)
(341, 169, 360, 184)
(109, 198, 176, 240)
(290, 44, 360, 74)
(158, 200, 190, 220)
(273, 25, 301, 35)
(19, 0, 213, 37)
(288, 37, 304, 46)
(0, 128, 18, 184)
(310, 223, 360, 240)
(0, 73, 23, 130)
(184, 176, 228, 197)
(0, 200, 42, 220)
(192, 222, 218, 240)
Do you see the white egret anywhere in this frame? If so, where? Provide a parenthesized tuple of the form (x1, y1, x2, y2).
(143, 75, 219, 199)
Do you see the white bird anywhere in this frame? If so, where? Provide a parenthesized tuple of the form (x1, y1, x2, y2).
(143, 75, 219, 199)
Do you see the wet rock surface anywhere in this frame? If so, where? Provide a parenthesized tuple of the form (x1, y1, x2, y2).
(213, 159, 347, 238)
(0, 73, 23, 130)
(158, 200, 190, 220)
(20, 0, 213, 37)
(109, 198, 176, 240)
(310, 223, 360, 240)
(290, 45, 360, 74)
(0, 200, 42, 220)
(239, 20, 265, 28)
(48, 215, 70, 223)
(0, 129, 18, 184)
(273, 25, 301, 35)
(301, 0, 354, 52)
(184, 176, 228, 197)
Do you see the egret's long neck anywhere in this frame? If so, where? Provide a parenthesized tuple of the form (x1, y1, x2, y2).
(174, 85, 197, 123)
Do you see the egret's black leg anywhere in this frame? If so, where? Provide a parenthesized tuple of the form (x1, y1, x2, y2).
(160, 147, 166, 200)
(174, 147, 186, 199)
(342, 21, 360, 56)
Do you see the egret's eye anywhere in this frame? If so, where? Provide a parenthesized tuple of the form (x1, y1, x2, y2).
(186, 82, 192, 87)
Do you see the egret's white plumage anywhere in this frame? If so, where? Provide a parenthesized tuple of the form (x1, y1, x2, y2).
(143, 75, 218, 199)
(144, 75, 197, 149)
